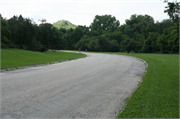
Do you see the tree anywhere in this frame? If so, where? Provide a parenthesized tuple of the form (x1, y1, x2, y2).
(63, 28, 75, 49)
(102, 30, 128, 44)
(155, 19, 175, 34)
(95, 35, 111, 52)
(87, 36, 98, 51)
(74, 35, 90, 50)
(49, 27, 64, 51)
(77, 25, 90, 35)
(7, 15, 65, 52)
(157, 26, 179, 53)
(121, 38, 136, 53)
(164, 0, 180, 25)
(8, 15, 37, 50)
(1, 17, 11, 47)
(140, 32, 159, 53)
(37, 22, 53, 51)
(59, 28, 66, 34)
(170, 26, 179, 53)
(90, 14, 120, 35)
(122, 14, 155, 39)
(72, 27, 83, 43)
(157, 33, 169, 53)
(110, 40, 120, 52)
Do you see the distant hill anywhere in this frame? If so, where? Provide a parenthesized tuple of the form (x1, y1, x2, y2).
(53, 20, 77, 29)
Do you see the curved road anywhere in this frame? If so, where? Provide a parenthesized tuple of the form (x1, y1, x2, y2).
(1, 52, 146, 118)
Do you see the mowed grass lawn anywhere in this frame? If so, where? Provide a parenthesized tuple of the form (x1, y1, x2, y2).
(1, 48, 86, 69)
(110, 53, 179, 118)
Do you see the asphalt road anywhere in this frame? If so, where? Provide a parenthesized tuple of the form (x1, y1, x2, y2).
(1, 52, 146, 118)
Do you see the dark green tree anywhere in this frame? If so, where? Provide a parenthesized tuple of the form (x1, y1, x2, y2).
(121, 38, 136, 53)
(141, 32, 159, 53)
(49, 27, 64, 50)
(59, 28, 66, 34)
(90, 14, 120, 36)
(1, 17, 11, 47)
(63, 28, 75, 49)
(110, 40, 119, 52)
(72, 27, 83, 43)
(8, 15, 37, 50)
(122, 14, 155, 39)
(164, 0, 180, 25)
(74, 35, 90, 50)
(95, 35, 111, 52)
(157, 26, 179, 53)
(77, 25, 90, 36)
(102, 30, 128, 44)
(155, 19, 175, 34)
(87, 36, 97, 51)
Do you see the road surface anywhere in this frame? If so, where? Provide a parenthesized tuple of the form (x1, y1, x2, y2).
(1, 52, 146, 118)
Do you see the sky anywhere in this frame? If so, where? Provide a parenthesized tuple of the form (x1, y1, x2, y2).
(0, 0, 173, 27)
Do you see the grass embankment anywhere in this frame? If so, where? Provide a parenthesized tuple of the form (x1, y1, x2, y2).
(110, 53, 179, 118)
(1, 48, 86, 69)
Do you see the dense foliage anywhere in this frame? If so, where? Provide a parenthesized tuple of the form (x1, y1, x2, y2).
(1, 1, 179, 53)
(2, 16, 65, 52)
(164, 0, 180, 25)
(1, 17, 11, 47)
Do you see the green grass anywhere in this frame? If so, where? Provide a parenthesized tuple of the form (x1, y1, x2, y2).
(109, 53, 179, 118)
(1, 48, 86, 69)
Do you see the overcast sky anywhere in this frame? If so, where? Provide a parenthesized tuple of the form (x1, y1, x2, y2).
(1, 0, 173, 26)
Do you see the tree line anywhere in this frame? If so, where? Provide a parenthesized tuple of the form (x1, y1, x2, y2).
(1, 1, 179, 53)
(1, 16, 64, 52)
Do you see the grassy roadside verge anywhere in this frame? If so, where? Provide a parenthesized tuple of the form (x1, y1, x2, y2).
(63, 51, 179, 118)
(108, 53, 179, 118)
(1, 48, 86, 69)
